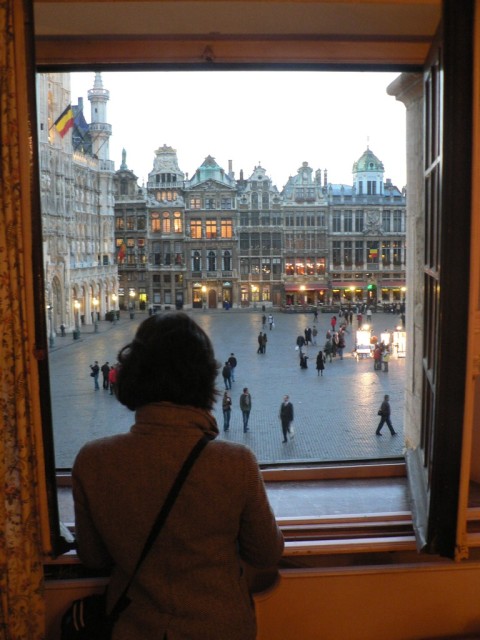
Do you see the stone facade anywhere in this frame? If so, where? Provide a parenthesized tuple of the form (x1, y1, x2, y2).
(39, 72, 406, 325)
(37, 73, 118, 341)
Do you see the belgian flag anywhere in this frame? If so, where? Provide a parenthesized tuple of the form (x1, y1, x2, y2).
(54, 104, 74, 138)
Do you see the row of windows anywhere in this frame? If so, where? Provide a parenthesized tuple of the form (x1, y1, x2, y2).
(190, 219, 233, 239)
(239, 213, 282, 226)
(189, 197, 234, 209)
(240, 232, 282, 251)
(331, 209, 404, 233)
(285, 258, 326, 276)
(331, 240, 405, 266)
(115, 209, 405, 235)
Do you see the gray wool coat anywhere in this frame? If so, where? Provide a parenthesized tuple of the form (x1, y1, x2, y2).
(72, 402, 284, 640)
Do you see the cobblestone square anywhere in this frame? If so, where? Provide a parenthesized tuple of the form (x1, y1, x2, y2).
(49, 308, 405, 468)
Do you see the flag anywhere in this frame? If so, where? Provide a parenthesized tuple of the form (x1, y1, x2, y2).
(369, 248, 378, 257)
(54, 104, 74, 138)
(117, 242, 126, 264)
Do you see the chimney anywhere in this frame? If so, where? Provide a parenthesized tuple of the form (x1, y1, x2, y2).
(324, 169, 328, 188)
(228, 160, 233, 178)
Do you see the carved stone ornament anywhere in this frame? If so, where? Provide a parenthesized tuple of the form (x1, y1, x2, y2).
(364, 209, 383, 234)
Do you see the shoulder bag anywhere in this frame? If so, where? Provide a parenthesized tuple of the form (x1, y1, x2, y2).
(61, 434, 211, 640)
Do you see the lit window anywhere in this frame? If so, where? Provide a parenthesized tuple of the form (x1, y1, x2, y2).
(162, 212, 171, 234)
(221, 219, 233, 238)
(206, 219, 217, 239)
(190, 219, 201, 239)
(173, 211, 182, 233)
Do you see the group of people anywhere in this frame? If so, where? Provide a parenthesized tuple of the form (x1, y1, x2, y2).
(373, 342, 391, 372)
(257, 331, 268, 354)
(222, 387, 252, 433)
(89, 360, 117, 394)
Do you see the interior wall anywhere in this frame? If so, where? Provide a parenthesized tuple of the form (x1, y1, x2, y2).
(46, 564, 480, 640)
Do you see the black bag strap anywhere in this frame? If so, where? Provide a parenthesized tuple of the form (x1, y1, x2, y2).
(109, 433, 211, 621)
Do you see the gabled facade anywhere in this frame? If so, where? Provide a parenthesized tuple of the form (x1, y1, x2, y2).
(183, 155, 238, 308)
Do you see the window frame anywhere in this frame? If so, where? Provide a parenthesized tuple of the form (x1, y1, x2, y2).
(32, 0, 472, 564)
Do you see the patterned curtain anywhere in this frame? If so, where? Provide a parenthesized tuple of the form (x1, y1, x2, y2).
(0, 0, 46, 637)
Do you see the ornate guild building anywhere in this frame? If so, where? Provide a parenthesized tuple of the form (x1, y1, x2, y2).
(38, 73, 406, 330)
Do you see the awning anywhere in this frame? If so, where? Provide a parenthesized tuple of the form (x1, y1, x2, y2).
(284, 283, 327, 292)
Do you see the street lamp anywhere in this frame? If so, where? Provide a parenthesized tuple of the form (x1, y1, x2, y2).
(112, 293, 118, 324)
(47, 303, 55, 348)
(92, 297, 99, 333)
(129, 290, 136, 319)
(251, 284, 258, 309)
(74, 300, 81, 339)
(201, 285, 207, 311)
(299, 284, 306, 307)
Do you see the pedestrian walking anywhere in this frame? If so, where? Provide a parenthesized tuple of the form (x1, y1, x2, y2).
(268, 314, 274, 330)
(257, 331, 263, 354)
(316, 350, 325, 376)
(279, 395, 294, 443)
(312, 326, 318, 345)
(89, 361, 100, 390)
(222, 362, 232, 389)
(337, 331, 346, 360)
(222, 391, 232, 431)
(331, 315, 337, 333)
(262, 314, 266, 329)
(101, 361, 110, 389)
(240, 388, 252, 432)
(228, 353, 237, 381)
(376, 394, 397, 435)
(108, 364, 117, 395)
(296, 335, 306, 351)
(324, 339, 333, 362)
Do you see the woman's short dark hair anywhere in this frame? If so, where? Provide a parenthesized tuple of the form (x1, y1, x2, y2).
(115, 312, 219, 411)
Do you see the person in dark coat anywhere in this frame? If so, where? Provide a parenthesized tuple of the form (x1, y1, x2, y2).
(376, 394, 397, 435)
(316, 350, 325, 376)
(222, 362, 232, 389)
(222, 391, 232, 431)
(257, 332, 263, 354)
(227, 353, 237, 381)
(89, 361, 100, 390)
(279, 395, 294, 443)
(101, 361, 110, 389)
(299, 353, 309, 369)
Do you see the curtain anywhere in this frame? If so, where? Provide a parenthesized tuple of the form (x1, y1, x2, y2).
(0, 0, 46, 637)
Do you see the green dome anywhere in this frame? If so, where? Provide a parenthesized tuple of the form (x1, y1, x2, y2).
(353, 147, 384, 173)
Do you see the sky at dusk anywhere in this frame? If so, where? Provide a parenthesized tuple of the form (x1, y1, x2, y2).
(70, 70, 407, 191)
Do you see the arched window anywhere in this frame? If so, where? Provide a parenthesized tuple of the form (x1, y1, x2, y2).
(207, 250, 216, 271)
(192, 250, 201, 271)
(223, 250, 231, 271)
(162, 212, 170, 233)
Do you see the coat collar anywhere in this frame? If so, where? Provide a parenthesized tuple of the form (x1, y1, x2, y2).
(133, 402, 219, 439)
